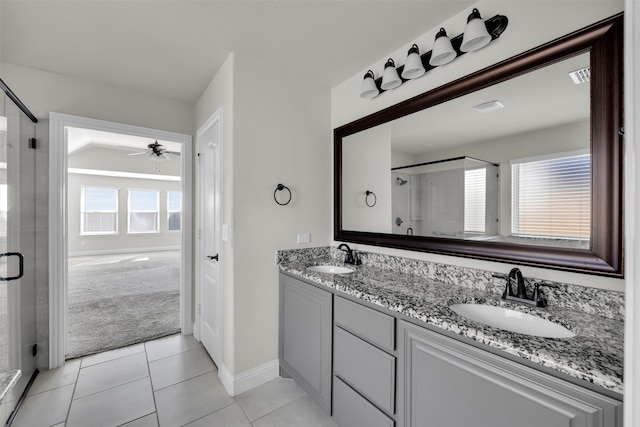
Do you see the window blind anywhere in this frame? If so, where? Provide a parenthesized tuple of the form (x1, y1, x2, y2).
(464, 168, 486, 233)
(81, 187, 118, 234)
(129, 190, 159, 233)
(511, 152, 590, 239)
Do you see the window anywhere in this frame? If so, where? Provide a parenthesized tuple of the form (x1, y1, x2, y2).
(81, 187, 118, 235)
(128, 190, 159, 233)
(511, 151, 590, 239)
(464, 168, 486, 233)
(167, 191, 181, 232)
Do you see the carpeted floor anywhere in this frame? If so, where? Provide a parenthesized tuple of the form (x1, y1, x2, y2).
(66, 250, 181, 359)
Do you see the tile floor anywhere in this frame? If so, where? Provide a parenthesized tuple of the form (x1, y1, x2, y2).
(9, 334, 338, 427)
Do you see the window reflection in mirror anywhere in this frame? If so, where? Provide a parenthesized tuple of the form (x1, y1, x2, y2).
(341, 52, 590, 250)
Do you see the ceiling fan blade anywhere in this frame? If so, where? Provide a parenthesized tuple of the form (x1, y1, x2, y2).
(166, 151, 181, 156)
(128, 152, 148, 156)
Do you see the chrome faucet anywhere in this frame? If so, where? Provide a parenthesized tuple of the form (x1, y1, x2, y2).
(337, 244, 362, 265)
(493, 268, 557, 307)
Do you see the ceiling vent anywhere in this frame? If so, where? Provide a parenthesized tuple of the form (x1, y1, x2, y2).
(569, 67, 590, 84)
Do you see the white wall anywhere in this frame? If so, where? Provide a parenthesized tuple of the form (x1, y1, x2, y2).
(624, 2, 639, 425)
(331, 0, 625, 292)
(231, 53, 331, 374)
(342, 125, 392, 233)
(0, 62, 194, 135)
(195, 53, 236, 373)
(195, 52, 332, 377)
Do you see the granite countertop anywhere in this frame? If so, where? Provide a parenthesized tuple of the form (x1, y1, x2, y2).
(0, 370, 21, 404)
(279, 258, 624, 395)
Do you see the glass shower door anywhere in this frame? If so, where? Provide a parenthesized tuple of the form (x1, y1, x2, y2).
(0, 88, 37, 412)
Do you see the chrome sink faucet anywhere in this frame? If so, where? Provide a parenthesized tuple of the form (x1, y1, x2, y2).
(493, 268, 557, 307)
(337, 244, 362, 265)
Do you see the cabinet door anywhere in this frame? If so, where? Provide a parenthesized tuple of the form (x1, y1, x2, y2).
(398, 321, 621, 427)
(279, 274, 332, 413)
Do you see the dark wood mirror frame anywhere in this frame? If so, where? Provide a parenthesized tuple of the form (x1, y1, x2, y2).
(334, 13, 623, 277)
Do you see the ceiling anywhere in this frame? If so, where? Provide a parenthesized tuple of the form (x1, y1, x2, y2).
(0, 0, 476, 104)
(67, 127, 182, 155)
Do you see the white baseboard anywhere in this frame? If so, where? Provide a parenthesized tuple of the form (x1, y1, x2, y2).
(218, 359, 279, 396)
(68, 246, 180, 257)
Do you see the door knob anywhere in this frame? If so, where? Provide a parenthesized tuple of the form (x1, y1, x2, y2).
(207, 254, 219, 261)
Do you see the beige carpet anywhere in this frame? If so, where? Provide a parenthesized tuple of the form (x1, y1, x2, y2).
(66, 250, 181, 359)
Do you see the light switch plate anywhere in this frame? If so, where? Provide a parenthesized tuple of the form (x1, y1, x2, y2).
(297, 233, 311, 244)
(222, 224, 229, 241)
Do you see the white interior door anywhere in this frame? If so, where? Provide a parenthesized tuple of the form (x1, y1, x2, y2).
(198, 113, 221, 365)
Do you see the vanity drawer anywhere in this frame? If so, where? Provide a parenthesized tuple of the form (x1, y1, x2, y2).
(334, 296, 394, 352)
(333, 376, 394, 427)
(334, 327, 395, 414)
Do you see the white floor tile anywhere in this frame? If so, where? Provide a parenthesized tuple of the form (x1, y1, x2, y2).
(12, 384, 74, 427)
(66, 377, 155, 427)
(184, 403, 252, 427)
(149, 347, 216, 391)
(74, 352, 149, 399)
(235, 377, 307, 421)
(252, 396, 338, 427)
(120, 413, 159, 427)
(154, 372, 234, 427)
(81, 343, 145, 368)
(28, 360, 81, 396)
(145, 334, 201, 362)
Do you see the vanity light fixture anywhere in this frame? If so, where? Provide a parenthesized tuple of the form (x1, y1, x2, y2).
(401, 44, 426, 79)
(460, 8, 492, 52)
(360, 70, 380, 99)
(473, 100, 504, 113)
(381, 59, 402, 90)
(360, 9, 508, 99)
(429, 28, 457, 66)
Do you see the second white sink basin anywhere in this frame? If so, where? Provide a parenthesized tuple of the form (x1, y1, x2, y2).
(449, 304, 575, 338)
(307, 265, 354, 274)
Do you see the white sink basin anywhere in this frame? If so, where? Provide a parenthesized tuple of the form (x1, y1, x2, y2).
(449, 304, 575, 338)
(307, 265, 354, 274)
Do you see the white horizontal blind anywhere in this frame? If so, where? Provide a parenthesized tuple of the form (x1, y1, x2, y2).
(464, 168, 486, 233)
(129, 190, 159, 233)
(511, 153, 590, 239)
(81, 187, 118, 234)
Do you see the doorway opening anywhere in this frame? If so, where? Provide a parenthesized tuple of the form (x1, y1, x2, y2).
(65, 128, 185, 358)
(49, 114, 192, 367)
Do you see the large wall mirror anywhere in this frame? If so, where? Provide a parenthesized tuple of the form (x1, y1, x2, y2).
(334, 14, 623, 277)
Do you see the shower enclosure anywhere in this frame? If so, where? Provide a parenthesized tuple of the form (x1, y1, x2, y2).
(0, 80, 38, 422)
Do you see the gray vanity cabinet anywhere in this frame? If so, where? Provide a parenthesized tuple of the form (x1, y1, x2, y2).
(397, 321, 623, 427)
(333, 296, 396, 427)
(279, 274, 332, 413)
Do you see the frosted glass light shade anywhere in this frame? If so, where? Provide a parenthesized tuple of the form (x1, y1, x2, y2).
(381, 59, 402, 90)
(360, 70, 379, 99)
(429, 28, 457, 66)
(401, 44, 425, 79)
(460, 8, 492, 52)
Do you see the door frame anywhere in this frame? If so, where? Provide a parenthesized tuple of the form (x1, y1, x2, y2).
(49, 112, 193, 368)
(194, 109, 222, 364)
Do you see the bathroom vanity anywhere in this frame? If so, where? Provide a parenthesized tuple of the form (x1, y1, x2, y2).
(278, 249, 623, 427)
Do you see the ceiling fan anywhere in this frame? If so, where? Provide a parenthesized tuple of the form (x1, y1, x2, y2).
(128, 140, 180, 161)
